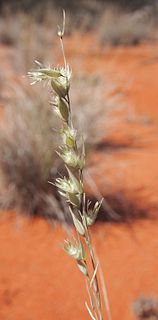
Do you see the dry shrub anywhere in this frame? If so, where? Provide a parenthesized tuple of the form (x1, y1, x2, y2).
(149, 3, 158, 33)
(0, 8, 58, 72)
(0, 1, 103, 34)
(71, 73, 125, 146)
(0, 3, 156, 58)
(0, 84, 65, 220)
(98, 5, 153, 46)
(133, 296, 158, 319)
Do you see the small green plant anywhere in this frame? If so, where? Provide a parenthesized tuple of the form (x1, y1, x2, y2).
(28, 11, 111, 320)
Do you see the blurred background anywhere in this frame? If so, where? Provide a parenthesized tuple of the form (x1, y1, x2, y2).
(0, 1, 158, 320)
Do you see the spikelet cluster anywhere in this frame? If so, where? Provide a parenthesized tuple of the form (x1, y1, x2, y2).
(28, 12, 104, 320)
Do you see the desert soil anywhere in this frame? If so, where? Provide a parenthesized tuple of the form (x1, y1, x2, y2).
(0, 33, 158, 320)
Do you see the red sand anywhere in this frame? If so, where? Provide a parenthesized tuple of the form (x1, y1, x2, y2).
(0, 34, 158, 320)
(0, 215, 157, 320)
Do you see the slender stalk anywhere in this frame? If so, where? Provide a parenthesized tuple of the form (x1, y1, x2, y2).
(28, 11, 110, 320)
(84, 215, 103, 320)
(65, 67, 104, 320)
(58, 21, 105, 319)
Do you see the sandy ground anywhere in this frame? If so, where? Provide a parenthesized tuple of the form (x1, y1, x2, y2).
(0, 33, 158, 320)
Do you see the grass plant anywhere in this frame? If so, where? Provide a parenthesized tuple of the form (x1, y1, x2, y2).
(28, 11, 111, 320)
(0, 86, 63, 219)
(98, 5, 153, 46)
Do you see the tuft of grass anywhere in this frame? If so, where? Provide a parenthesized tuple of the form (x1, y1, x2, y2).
(0, 8, 58, 71)
(98, 5, 153, 46)
(0, 86, 64, 220)
(0, 2, 157, 59)
(71, 73, 124, 147)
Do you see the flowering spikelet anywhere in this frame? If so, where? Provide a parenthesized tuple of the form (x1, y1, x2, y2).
(57, 146, 84, 169)
(86, 199, 103, 226)
(54, 167, 83, 207)
(55, 174, 82, 195)
(62, 127, 77, 148)
(28, 61, 71, 88)
(64, 239, 86, 261)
